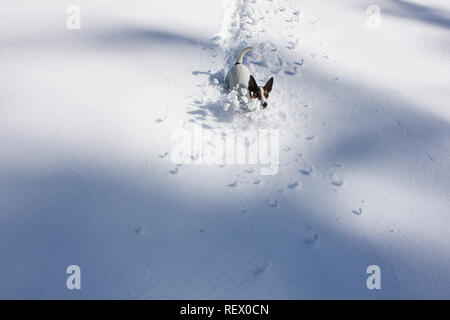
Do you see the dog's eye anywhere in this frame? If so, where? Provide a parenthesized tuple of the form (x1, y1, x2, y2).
(252, 94, 258, 99)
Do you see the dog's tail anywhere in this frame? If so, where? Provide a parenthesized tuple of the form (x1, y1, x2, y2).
(235, 47, 253, 65)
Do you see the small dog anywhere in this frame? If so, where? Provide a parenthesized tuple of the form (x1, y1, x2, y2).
(225, 47, 274, 109)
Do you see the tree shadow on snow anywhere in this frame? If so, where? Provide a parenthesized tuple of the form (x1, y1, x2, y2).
(367, 0, 450, 30)
(2, 21, 450, 299)
(1, 162, 449, 299)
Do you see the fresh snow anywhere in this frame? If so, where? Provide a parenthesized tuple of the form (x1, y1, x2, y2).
(0, 0, 449, 299)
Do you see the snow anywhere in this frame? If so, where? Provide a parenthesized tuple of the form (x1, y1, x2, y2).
(0, 0, 449, 299)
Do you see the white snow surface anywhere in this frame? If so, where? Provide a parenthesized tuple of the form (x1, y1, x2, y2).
(0, 0, 449, 299)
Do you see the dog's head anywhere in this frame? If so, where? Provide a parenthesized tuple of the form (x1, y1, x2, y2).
(248, 75, 274, 109)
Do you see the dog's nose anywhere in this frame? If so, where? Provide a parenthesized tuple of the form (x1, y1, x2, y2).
(262, 102, 268, 109)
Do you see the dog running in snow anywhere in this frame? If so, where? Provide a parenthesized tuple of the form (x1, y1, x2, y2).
(225, 47, 274, 109)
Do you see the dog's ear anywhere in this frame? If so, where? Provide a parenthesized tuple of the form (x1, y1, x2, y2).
(264, 77, 274, 93)
(248, 75, 258, 94)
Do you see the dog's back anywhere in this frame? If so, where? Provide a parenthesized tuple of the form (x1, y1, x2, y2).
(225, 47, 253, 91)
(225, 64, 251, 91)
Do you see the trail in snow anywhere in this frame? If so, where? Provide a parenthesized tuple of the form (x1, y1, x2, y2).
(187, 0, 343, 204)
(190, 0, 302, 126)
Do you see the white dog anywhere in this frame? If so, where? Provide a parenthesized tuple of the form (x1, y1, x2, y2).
(225, 47, 274, 109)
